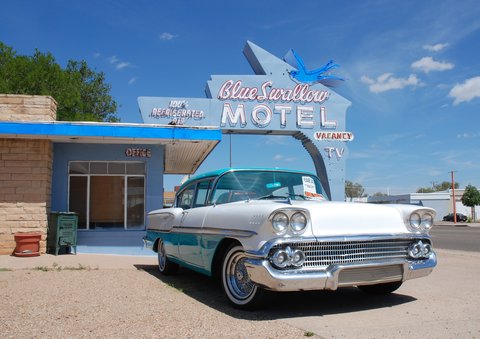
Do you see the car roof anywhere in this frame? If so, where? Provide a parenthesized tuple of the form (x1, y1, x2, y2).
(178, 167, 317, 192)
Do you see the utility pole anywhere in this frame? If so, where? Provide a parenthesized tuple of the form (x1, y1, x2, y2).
(450, 171, 457, 223)
(229, 133, 232, 168)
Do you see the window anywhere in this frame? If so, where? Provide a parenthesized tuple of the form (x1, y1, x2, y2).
(127, 177, 145, 228)
(211, 170, 325, 203)
(177, 184, 195, 209)
(69, 176, 88, 229)
(68, 161, 145, 230)
(194, 180, 213, 208)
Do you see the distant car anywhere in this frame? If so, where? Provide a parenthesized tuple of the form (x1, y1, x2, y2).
(144, 168, 437, 309)
(443, 213, 468, 222)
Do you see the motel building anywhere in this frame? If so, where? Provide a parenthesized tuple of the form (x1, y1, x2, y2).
(0, 94, 220, 255)
(0, 42, 353, 256)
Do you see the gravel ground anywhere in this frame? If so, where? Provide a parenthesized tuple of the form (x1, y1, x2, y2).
(0, 264, 313, 338)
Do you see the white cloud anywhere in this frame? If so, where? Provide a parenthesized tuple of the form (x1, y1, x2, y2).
(361, 73, 421, 93)
(159, 32, 178, 41)
(128, 77, 136, 85)
(411, 57, 454, 73)
(107, 56, 131, 70)
(449, 76, 480, 105)
(457, 132, 478, 139)
(116, 62, 131, 70)
(107, 56, 119, 64)
(423, 43, 448, 52)
(273, 154, 283, 161)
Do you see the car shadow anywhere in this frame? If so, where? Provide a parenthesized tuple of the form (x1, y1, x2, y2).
(135, 264, 417, 320)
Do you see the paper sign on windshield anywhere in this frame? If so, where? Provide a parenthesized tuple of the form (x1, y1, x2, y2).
(302, 176, 325, 200)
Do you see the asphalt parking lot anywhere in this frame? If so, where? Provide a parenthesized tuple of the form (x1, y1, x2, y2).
(1, 246, 479, 338)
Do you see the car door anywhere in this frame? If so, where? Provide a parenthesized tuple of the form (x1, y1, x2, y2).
(177, 179, 213, 270)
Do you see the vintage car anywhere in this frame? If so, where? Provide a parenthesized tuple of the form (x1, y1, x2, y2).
(443, 213, 468, 222)
(144, 168, 437, 309)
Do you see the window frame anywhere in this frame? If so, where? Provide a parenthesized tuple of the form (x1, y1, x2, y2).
(67, 161, 146, 230)
(175, 177, 215, 210)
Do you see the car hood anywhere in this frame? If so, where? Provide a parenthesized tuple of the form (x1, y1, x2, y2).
(206, 199, 413, 238)
(282, 200, 410, 237)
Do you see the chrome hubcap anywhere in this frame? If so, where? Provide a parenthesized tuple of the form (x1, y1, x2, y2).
(226, 251, 255, 300)
(158, 242, 166, 271)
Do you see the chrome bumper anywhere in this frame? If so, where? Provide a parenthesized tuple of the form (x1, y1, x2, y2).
(244, 251, 437, 292)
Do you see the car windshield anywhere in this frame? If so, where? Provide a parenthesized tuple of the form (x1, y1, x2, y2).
(211, 170, 326, 204)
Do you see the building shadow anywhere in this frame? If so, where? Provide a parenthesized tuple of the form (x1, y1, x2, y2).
(135, 264, 417, 320)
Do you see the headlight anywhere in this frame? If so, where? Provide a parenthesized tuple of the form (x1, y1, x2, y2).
(422, 243, 432, 257)
(272, 212, 289, 234)
(270, 246, 305, 269)
(291, 249, 305, 266)
(409, 212, 421, 230)
(408, 242, 422, 258)
(290, 212, 307, 234)
(408, 240, 433, 259)
(272, 249, 289, 268)
(408, 210, 435, 233)
(421, 213, 434, 230)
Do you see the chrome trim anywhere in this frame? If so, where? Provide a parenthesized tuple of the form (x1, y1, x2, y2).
(244, 251, 436, 292)
(143, 238, 153, 249)
(170, 226, 258, 238)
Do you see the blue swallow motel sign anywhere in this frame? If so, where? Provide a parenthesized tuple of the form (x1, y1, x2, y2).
(138, 41, 352, 201)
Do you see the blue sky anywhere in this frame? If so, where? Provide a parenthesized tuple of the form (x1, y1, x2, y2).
(1, 0, 479, 195)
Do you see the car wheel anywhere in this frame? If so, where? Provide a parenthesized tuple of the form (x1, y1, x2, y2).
(221, 244, 267, 310)
(358, 281, 403, 295)
(157, 240, 178, 275)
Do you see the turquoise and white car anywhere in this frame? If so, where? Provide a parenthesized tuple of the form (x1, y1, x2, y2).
(144, 168, 437, 309)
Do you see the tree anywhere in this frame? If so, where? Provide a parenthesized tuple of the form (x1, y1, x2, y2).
(372, 192, 388, 197)
(435, 181, 458, 191)
(461, 185, 480, 221)
(416, 187, 435, 193)
(416, 181, 459, 193)
(345, 180, 366, 200)
(0, 42, 118, 122)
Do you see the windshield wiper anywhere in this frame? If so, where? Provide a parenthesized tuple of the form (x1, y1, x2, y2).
(257, 194, 286, 200)
(257, 193, 307, 200)
(287, 194, 307, 200)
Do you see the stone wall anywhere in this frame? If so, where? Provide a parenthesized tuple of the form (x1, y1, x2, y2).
(0, 95, 56, 255)
(0, 94, 57, 122)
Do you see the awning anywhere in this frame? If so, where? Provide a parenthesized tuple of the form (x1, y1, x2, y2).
(0, 121, 221, 174)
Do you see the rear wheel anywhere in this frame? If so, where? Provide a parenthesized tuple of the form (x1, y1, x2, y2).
(221, 244, 267, 310)
(157, 240, 178, 275)
(358, 281, 402, 295)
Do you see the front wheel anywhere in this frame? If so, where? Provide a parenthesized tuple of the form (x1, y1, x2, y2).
(358, 281, 403, 295)
(157, 240, 178, 275)
(221, 244, 267, 310)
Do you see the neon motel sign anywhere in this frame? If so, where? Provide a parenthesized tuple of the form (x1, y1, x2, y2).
(138, 41, 352, 201)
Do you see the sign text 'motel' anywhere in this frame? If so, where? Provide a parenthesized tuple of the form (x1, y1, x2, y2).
(138, 41, 352, 201)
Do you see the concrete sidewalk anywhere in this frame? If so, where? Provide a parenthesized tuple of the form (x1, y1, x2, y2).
(0, 253, 157, 270)
(434, 221, 480, 227)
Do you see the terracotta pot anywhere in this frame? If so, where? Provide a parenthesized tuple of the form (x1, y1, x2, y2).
(14, 233, 42, 257)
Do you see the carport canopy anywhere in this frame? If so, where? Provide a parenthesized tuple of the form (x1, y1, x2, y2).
(0, 121, 222, 174)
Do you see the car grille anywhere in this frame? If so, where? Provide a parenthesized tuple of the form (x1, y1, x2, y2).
(338, 265, 403, 285)
(272, 239, 416, 270)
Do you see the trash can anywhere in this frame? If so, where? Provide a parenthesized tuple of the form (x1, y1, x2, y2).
(47, 212, 78, 255)
(14, 233, 42, 257)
